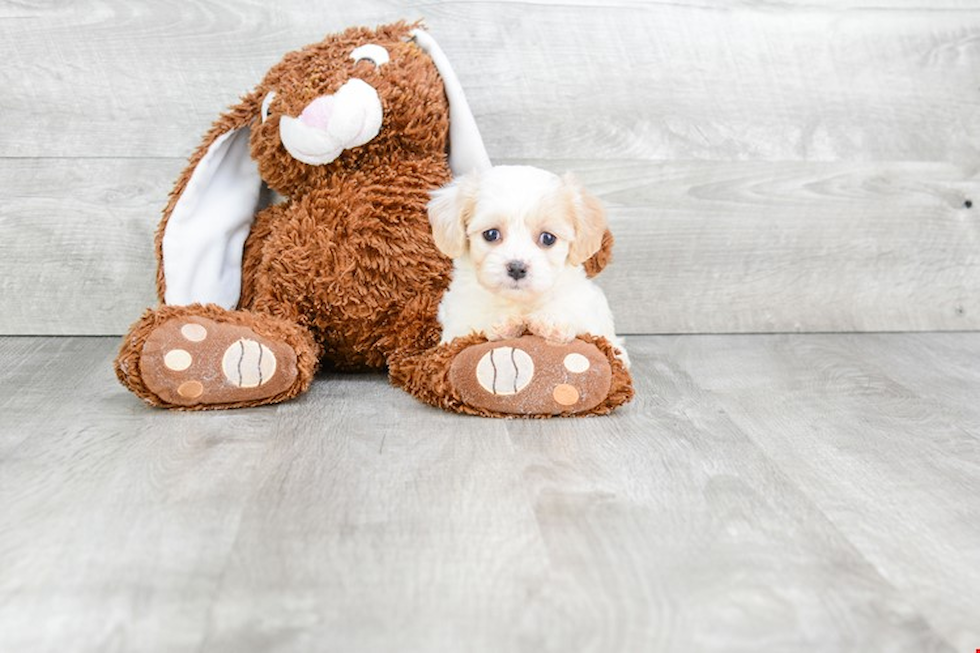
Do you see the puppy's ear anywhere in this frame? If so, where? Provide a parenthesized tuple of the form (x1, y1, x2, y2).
(563, 173, 609, 266)
(428, 173, 479, 258)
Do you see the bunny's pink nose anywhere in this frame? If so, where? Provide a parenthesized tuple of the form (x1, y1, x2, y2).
(298, 96, 335, 130)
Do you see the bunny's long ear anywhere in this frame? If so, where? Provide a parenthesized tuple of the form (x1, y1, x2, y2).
(411, 29, 491, 176)
(156, 91, 265, 309)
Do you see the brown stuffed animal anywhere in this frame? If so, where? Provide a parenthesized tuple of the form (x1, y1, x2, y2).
(114, 21, 633, 417)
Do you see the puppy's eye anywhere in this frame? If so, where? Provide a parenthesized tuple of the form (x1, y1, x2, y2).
(483, 229, 502, 243)
(538, 232, 557, 247)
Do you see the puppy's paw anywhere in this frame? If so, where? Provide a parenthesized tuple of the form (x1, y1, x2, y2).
(487, 315, 526, 341)
(526, 317, 576, 344)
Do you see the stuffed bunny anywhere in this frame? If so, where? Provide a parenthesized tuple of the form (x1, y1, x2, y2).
(114, 21, 633, 416)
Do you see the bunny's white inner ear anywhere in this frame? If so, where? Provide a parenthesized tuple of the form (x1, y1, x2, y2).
(411, 29, 491, 176)
(162, 127, 262, 309)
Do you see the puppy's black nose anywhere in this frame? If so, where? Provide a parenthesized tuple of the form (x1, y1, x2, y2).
(506, 260, 528, 280)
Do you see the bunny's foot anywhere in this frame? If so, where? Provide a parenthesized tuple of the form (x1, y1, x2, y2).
(388, 333, 633, 417)
(449, 336, 616, 416)
(115, 305, 318, 409)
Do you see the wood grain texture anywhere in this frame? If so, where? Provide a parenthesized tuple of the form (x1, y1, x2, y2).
(3, 334, 975, 651)
(2, 0, 979, 335)
(666, 332, 980, 651)
(0, 158, 172, 334)
(3, 0, 980, 162)
(846, 332, 980, 433)
(2, 157, 977, 335)
(581, 159, 980, 333)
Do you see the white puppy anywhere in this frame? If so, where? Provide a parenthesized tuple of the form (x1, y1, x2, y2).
(428, 165, 629, 367)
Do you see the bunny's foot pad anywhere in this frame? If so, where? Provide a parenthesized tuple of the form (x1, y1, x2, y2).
(139, 317, 299, 407)
(449, 336, 612, 416)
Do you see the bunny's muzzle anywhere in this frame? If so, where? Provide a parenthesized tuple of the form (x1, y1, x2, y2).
(278, 78, 383, 165)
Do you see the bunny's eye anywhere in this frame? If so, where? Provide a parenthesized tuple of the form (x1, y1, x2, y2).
(261, 91, 276, 123)
(350, 44, 390, 69)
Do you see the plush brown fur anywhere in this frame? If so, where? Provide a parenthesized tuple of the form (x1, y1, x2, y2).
(154, 22, 451, 303)
(116, 21, 631, 416)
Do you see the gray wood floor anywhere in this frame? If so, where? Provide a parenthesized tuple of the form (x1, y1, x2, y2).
(2, 333, 978, 653)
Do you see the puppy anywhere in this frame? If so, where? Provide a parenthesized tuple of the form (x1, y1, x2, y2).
(428, 165, 629, 367)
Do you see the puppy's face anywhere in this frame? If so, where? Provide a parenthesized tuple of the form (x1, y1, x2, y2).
(428, 166, 608, 302)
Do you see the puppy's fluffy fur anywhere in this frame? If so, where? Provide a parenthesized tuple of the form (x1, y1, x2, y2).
(428, 165, 628, 366)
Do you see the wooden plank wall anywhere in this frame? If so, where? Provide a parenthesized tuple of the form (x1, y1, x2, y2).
(1, 0, 978, 335)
